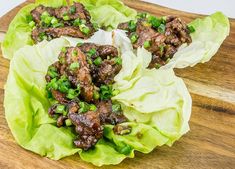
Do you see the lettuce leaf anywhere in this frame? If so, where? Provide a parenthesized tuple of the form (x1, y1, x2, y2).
(163, 12, 230, 69)
(1, 0, 68, 60)
(4, 33, 191, 166)
(72, 0, 137, 29)
(1, 0, 136, 60)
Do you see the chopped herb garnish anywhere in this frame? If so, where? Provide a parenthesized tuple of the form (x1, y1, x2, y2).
(73, 18, 81, 26)
(66, 85, 80, 99)
(87, 48, 96, 57)
(93, 91, 100, 100)
(159, 45, 164, 54)
(100, 85, 113, 100)
(93, 57, 102, 66)
(72, 50, 78, 57)
(143, 41, 151, 48)
(47, 66, 58, 78)
(69, 62, 80, 70)
(55, 105, 65, 114)
(79, 24, 90, 35)
(53, 23, 64, 28)
(76, 42, 83, 47)
(79, 102, 90, 113)
(69, 6, 76, 14)
(155, 63, 161, 69)
(128, 20, 137, 32)
(61, 47, 67, 53)
(158, 24, 166, 33)
(137, 12, 147, 19)
(188, 25, 195, 33)
(63, 15, 70, 21)
(112, 103, 121, 112)
(65, 119, 72, 126)
(89, 104, 97, 111)
(130, 33, 138, 43)
(51, 17, 58, 25)
(115, 57, 122, 65)
(148, 16, 162, 29)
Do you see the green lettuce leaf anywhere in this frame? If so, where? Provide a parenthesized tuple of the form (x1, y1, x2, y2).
(163, 12, 230, 69)
(1, 0, 67, 60)
(4, 34, 191, 166)
(72, 0, 137, 29)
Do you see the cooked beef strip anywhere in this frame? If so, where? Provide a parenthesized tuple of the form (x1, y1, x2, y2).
(51, 89, 69, 104)
(118, 15, 192, 68)
(69, 111, 103, 150)
(97, 100, 127, 125)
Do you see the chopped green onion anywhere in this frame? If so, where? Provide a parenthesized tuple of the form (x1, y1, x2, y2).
(79, 24, 90, 35)
(55, 105, 65, 114)
(155, 63, 161, 69)
(72, 50, 78, 57)
(143, 41, 151, 48)
(65, 119, 72, 126)
(93, 22, 99, 30)
(29, 21, 35, 28)
(112, 103, 121, 112)
(89, 104, 97, 111)
(66, 85, 80, 99)
(159, 45, 164, 54)
(188, 25, 195, 33)
(61, 47, 67, 53)
(147, 15, 161, 29)
(69, 6, 76, 14)
(39, 32, 47, 41)
(137, 12, 147, 19)
(53, 23, 64, 28)
(73, 18, 81, 26)
(79, 102, 90, 113)
(87, 58, 93, 65)
(100, 85, 113, 100)
(63, 15, 70, 21)
(130, 33, 138, 43)
(41, 11, 50, 20)
(115, 57, 122, 65)
(128, 20, 137, 32)
(158, 24, 166, 34)
(93, 91, 100, 100)
(51, 17, 58, 25)
(93, 57, 102, 66)
(44, 16, 53, 24)
(69, 62, 80, 71)
(87, 48, 96, 57)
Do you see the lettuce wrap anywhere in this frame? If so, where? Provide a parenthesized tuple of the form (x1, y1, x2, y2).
(1, 0, 136, 59)
(4, 30, 191, 166)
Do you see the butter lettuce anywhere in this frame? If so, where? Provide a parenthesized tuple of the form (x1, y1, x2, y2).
(72, 0, 137, 29)
(1, 0, 68, 59)
(4, 31, 191, 166)
(1, 0, 136, 60)
(163, 12, 230, 69)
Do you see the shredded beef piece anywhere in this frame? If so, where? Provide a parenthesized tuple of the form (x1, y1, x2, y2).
(68, 112, 103, 150)
(97, 60, 122, 85)
(57, 115, 67, 127)
(51, 90, 69, 104)
(97, 100, 127, 125)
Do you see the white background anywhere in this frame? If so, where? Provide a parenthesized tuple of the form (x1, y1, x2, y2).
(0, 0, 234, 18)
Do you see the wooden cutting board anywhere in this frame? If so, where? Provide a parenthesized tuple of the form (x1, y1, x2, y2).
(0, 1, 235, 168)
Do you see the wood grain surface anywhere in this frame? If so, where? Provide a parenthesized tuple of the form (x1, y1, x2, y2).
(0, 0, 235, 168)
